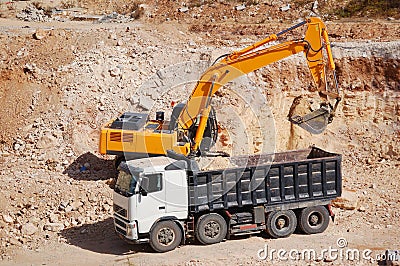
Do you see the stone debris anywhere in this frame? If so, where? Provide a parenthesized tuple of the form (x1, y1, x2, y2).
(109, 67, 122, 77)
(312, 0, 318, 10)
(178, 7, 189, 13)
(2, 214, 13, 224)
(97, 12, 134, 23)
(33, 30, 47, 40)
(138, 95, 154, 110)
(16, 4, 50, 22)
(279, 4, 291, 12)
(235, 4, 246, 11)
(44, 223, 65, 232)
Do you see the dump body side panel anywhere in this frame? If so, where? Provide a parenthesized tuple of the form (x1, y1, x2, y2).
(188, 147, 341, 213)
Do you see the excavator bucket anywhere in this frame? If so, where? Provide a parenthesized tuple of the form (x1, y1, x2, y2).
(289, 107, 330, 134)
(288, 96, 330, 134)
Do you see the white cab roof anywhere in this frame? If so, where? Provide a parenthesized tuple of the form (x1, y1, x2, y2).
(126, 157, 177, 172)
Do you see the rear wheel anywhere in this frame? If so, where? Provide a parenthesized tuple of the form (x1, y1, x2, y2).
(298, 206, 330, 234)
(265, 210, 297, 238)
(149, 220, 182, 252)
(195, 213, 227, 245)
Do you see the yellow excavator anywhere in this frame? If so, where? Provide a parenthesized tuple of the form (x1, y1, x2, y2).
(99, 17, 341, 160)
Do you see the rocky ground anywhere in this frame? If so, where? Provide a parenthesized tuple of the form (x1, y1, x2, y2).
(0, 0, 399, 265)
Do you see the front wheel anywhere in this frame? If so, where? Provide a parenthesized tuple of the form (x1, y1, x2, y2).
(149, 220, 182, 252)
(265, 210, 297, 238)
(195, 213, 227, 245)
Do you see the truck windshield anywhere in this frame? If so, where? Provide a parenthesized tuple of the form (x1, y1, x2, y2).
(115, 170, 138, 196)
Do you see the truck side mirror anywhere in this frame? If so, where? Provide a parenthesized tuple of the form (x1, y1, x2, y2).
(139, 177, 149, 196)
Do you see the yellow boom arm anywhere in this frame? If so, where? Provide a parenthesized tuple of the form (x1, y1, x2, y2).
(177, 17, 340, 152)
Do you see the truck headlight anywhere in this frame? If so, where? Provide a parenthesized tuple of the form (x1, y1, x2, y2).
(126, 221, 138, 240)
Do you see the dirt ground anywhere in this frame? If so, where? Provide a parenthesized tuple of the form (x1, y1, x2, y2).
(0, 0, 399, 265)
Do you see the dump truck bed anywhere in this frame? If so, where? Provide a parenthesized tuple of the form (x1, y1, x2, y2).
(188, 147, 342, 213)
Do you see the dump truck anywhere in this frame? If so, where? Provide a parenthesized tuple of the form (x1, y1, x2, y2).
(113, 146, 342, 252)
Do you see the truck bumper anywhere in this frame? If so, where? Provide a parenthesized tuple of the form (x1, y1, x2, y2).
(115, 231, 149, 244)
(114, 215, 141, 241)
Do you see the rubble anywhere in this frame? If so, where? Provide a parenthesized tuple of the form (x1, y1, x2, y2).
(16, 4, 51, 22)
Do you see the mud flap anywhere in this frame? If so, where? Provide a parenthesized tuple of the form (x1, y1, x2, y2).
(327, 204, 335, 222)
(289, 106, 330, 134)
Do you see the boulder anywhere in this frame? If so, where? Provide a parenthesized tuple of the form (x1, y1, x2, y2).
(43, 223, 65, 232)
(36, 134, 58, 149)
(2, 214, 13, 224)
(21, 223, 38, 235)
(332, 189, 359, 210)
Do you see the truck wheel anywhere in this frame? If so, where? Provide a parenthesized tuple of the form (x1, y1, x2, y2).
(149, 220, 182, 252)
(195, 213, 227, 245)
(298, 206, 329, 234)
(265, 210, 297, 238)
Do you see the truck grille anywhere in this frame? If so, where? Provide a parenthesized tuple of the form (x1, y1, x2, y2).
(114, 215, 128, 236)
(113, 204, 127, 218)
(115, 224, 126, 235)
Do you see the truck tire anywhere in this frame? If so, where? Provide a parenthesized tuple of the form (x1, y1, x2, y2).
(265, 210, 297, 238)
(195, 213, 227, 245)
(149, 220, 182, 252)
(298, 206, 329, 234)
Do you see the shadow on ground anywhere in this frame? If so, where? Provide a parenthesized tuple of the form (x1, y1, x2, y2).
(59, 217, 155, 255)
(63, 152, 117, 181)
(59, 217, 276, 255)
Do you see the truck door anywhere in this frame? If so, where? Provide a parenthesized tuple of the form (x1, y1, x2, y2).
(164, 170, 188, 218)
(136, 172, 166, 234)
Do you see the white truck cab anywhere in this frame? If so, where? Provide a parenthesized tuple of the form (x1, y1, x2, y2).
(113, 157, 188, 243)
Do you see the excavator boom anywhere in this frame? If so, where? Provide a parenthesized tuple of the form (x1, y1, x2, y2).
(177, 17, 340, 153)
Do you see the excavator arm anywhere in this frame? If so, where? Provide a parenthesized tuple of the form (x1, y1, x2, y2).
(177, 17, 341, 153)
